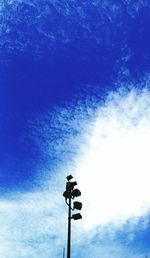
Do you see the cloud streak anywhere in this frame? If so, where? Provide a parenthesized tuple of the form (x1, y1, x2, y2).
(0, 0, 149, 59)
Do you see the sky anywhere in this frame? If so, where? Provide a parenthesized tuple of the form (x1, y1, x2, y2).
(0, 0, 150, 257)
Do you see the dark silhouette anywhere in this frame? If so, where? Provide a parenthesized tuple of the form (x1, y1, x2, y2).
(63, 175, 82, 258)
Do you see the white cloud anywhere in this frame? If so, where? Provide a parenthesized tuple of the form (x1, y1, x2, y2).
(0, 174, 69, 258)
(74, 88, 150, 229)
(1, 87, 150, 257)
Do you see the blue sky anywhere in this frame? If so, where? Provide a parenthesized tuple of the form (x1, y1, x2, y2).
(0, 0, 150, 257)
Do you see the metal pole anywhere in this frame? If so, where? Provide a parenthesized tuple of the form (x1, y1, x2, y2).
(67, 193, 71, 258)
(63, 248, 65, 258)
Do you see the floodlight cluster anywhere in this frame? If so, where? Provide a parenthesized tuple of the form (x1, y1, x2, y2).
(63, 174, 82, 220)
(63, 175, 82, 258)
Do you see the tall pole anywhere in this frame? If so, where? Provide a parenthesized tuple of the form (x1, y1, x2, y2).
(63, 248, 65, 258)
(63, 175, 82, 258)
(67, 190, 71, 258)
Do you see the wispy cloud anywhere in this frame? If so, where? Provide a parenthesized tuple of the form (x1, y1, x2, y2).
(0, 0, 148, 58)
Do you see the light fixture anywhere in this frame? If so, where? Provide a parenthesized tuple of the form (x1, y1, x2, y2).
(66, 175, 73, 181)
(73, 201, 82, 210)
(72, 213, 82, 220)
(71, 188, 81, 197)
(66, 181, 77, 191)
(63, 191, 71, 199)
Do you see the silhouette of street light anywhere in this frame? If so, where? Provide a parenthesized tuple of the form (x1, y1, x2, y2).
(71, 213, 82, 220)
(63, 175, 82, 258)
(72, 188, 81, 197)
(73, 201, 82, 210)
(66, 175, 73, 181)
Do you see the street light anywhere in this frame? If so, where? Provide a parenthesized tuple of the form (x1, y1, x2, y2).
(72, 213, 82, 220)
(66, 175, 73, 181)
(63, 175, 82, 258)
(71, 188, 81, 198)
(73, 201, 82, 210)
(66, 181, 77, 191)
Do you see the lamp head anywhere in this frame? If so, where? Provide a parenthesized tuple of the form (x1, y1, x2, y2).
(73, 201, 82, 210)
(71, 188, 81, 197)
(66, 181, 77, 191)
(63, 191, 71, 199)
(66, 175, 73, 181)
(72, 213, 82, 220)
